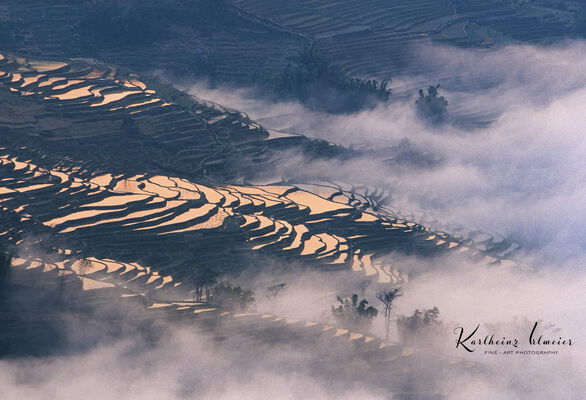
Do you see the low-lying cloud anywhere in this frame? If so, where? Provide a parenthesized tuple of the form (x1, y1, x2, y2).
(182, 40, 586, 398)
(181, 40, 586, 264)
(2, 40, 585, 400)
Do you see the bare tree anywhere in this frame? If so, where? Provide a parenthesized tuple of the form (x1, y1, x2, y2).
(78, 258, 92, 285)
(376, 288, 402, 341)
(355, 279, 371, 297)
(266, 283, 286, 313)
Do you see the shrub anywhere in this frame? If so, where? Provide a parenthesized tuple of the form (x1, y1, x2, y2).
(415, 85, 448, 124)
(254, 46, 392, 113)
(207, 282, 255, 311)
(397, 307, 441, 345)
(331, 294, 378, 331)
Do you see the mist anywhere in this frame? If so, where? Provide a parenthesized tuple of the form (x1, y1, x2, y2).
(182, 40, 586, 398)
(0, 326, 385, 400)
(1, 252, 583, 399)
(1, 41, 585, 400)
(180, 40, 586, 264)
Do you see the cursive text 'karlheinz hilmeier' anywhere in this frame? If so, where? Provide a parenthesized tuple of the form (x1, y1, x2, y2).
(454, 322, 573, 353)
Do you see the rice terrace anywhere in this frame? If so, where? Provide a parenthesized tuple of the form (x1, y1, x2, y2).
(0, 1, 584, 399)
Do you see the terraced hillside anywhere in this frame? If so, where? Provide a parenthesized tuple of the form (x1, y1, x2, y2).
(0, 53, 520, 291)
(0, 54, 519, 396)
(0, 41, 529, 400)
(0, 0, 311, 84)
(0, 3, 577, 397)
(232, 0, 580, 78)
(0, 0, 582, 86)
(2, 245, 479, 398)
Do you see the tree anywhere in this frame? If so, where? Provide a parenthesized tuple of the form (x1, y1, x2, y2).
(69, 258, 93, 292)
(331, 294, 378, 331)
(208, 282, 255, 311)
(355, 279, 371, 298)
(376, 288, 402, 341)
(266, 283, 286, 313)
(190, 267, 218, 302)
(75, 258, 92, 287)
(397, 307, 441, 345)
(78, 258, 92, 276)
(254, 45, 392, 113)
(415, 84, 448, 124)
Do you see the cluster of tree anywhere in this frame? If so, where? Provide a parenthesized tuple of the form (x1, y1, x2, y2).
(415, 84, 448, 124)
(396, 307, 441, 344)
(189, 268, 255, 311)
(207, 282, 255, 311)
(331, 285, 401, 337)
(330, 281, 442, 345)
(190, 267, 219, 302)
(332, 279, 402, 338)
(190, 269, 442, 344)
(193, 278, 286, 313)
(331, 294, 378, 331)
(254, 46, 392, 113)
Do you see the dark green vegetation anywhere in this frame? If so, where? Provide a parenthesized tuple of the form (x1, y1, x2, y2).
(416, 85, 449, 124)
(331, 294, 379, 331)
